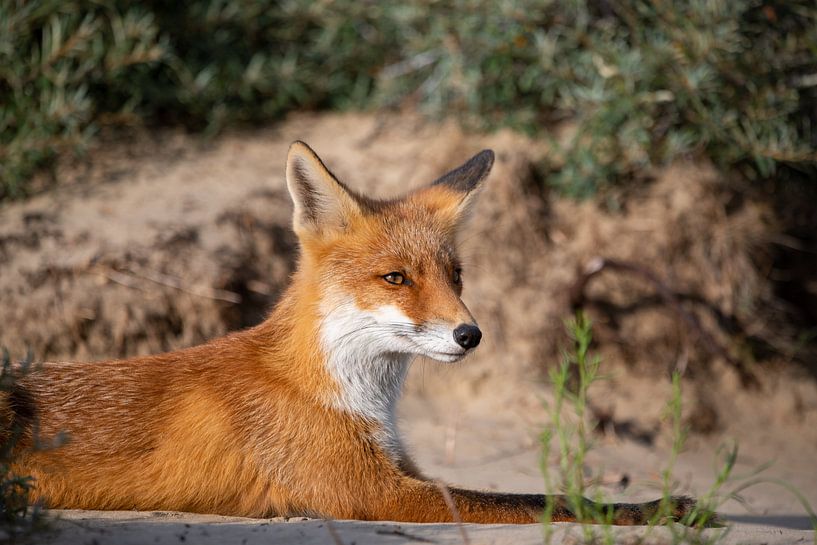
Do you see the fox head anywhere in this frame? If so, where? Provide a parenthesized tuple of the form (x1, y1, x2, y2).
(285, 141, 492, 367)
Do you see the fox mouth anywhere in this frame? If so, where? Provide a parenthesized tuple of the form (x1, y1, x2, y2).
(424, 349, 469, 363)
(396, 330, 472, 363)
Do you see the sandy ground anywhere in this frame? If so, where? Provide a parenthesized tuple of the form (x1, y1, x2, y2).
(38, 510, 817, 545)
(2, 112, 816, 544)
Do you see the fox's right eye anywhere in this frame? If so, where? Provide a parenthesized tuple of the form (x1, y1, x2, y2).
(383, 272, 406, 285)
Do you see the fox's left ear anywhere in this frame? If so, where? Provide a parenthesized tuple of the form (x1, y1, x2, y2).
(427, 149, 494, 224)
(286, 141, 362, 238)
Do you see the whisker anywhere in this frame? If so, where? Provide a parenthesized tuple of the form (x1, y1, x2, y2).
(313, 302, 458, 358)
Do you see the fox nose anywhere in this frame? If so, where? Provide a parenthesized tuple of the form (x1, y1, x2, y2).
(453, 324, 482, 350)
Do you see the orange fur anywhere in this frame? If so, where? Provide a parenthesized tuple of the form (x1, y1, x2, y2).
(4, 143, 699, 525)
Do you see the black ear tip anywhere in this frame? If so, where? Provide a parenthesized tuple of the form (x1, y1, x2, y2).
(478, 149, 495, 162)
(472, 149, 495, 172)
(430, 149, 496, 191)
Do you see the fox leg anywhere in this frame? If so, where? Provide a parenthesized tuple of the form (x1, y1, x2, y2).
(366, 479, 698, 525)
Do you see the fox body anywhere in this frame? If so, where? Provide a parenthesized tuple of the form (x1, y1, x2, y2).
(4, 143, 696, 524)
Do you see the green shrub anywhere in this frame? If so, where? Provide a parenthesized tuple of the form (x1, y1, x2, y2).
(2, 0, 815, 199)
(0, 1, 165, 197)
(0, 350, 40, 538)
(374, 0, 817, 195)
(0, 0, 399, 197)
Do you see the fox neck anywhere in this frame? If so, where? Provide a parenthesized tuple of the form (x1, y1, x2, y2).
(326, 346, 411, 453)
(318, 295, 414, 455)
(259, 274, 414, 456)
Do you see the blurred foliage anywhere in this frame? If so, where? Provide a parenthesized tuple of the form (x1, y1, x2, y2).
(373, 0, 817, 195)
(2, 0, 816, 199)
(0, 350, 41, 538)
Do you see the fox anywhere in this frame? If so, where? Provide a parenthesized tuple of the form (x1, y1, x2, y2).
(2, 142, 701, 525)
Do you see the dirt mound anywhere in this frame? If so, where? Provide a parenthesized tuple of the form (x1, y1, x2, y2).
(1, 112, 815, 445)
(1, 172, 294, 361)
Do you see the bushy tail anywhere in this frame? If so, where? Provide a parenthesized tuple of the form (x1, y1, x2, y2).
(549, 495, 720, 527)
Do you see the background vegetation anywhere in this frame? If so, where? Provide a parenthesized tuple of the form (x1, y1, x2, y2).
(0, 351, 41, 538)
(2, 0, 815, 199)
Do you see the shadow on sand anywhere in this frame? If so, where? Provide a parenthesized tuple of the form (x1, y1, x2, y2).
(725, 514, 816, 531)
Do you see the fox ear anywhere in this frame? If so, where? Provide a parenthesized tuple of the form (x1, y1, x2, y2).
(428, 149, 494, 223)
(286, 141, 361, 236)
(431, 149, 494, 193)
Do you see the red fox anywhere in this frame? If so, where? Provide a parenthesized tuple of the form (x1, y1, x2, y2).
(4, 142, 699, 524)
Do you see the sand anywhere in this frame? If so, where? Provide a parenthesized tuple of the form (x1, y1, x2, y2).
(38, 510, 816, 545)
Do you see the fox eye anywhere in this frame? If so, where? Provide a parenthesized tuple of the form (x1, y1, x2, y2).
(452, 268, 462, 285)
(383, 272, 406, 285)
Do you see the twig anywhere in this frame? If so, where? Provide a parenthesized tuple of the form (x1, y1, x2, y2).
(434, 481, 471, 545)
(440, 441, 539, 469)
(375, 528, 437, 543)
(325, 519, 346, 545)
(380, 49, 441, 79)
(92, 265, 241, 304)
(569, 257, 758, 388)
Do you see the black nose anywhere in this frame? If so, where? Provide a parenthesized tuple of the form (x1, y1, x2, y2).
(453, 324, 482, 349)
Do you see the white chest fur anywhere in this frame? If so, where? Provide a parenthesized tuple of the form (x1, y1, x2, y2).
(319, 298, 414, 458)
